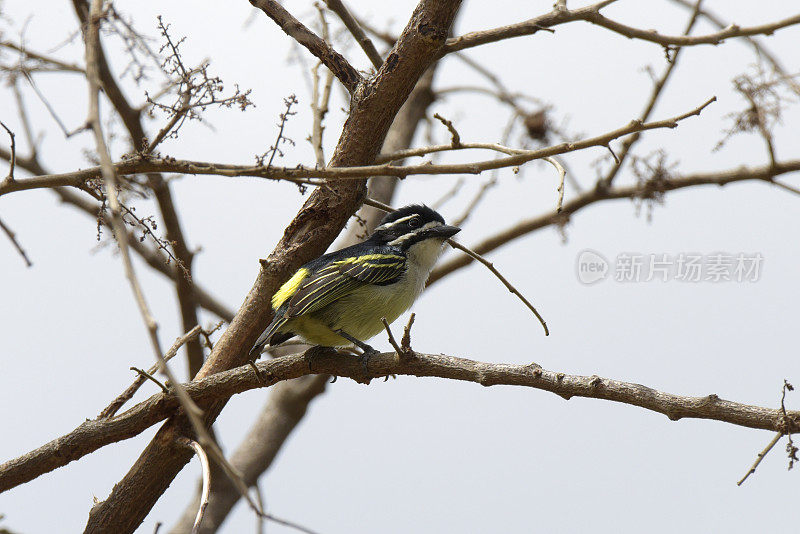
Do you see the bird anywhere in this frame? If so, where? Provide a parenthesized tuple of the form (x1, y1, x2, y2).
(250, 204, 461, 358)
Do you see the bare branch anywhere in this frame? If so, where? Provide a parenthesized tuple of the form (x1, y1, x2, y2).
(168, 375, 328, 534)
(579, 10, 800, 48)
(309, 8, 336, 168)
(429, 159, 800, 285)
(543, 156, 566, 212)
(738, 380, 797, 485)
(667, 0, 800, 95)
(444, 1, 800, 54)
(1, 96, 718, 197)
(249, 0, 362, 94)
(0, 216, 33, 267)
(446, 238, 549, 336)
(324, 0, 383, 69)
(598, 0, 703, 189)
(432, 112, 462, 148)
(84, 0, 164, 363)
(0, 40, 85, 73)
(0, 121, 16, 183)
(376, 141, 524, 163)
(177, 438, 210, 534)
(310, 64, 334, 168)
(84, 3, 462, 529)
(170, 66, 443, 534)
(72, 0, 206, 377)
(51, 186, 235, 322)
(737, 432, 782, 486)
(99, 325, 205, 420)
(4, 347, 800, 494)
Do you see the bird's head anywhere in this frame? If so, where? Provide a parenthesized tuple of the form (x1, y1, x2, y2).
(370, 204, 461, 251)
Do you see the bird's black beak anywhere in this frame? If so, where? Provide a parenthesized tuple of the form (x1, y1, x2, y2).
(429, 224, 461, 240)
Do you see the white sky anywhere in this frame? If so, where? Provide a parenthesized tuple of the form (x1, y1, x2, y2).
(1, 1, 799, 532)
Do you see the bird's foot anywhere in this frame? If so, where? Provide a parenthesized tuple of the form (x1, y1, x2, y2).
(248, 359, 267, 383)
(357, 344, 380, 378)
(335, 330, 377, 383)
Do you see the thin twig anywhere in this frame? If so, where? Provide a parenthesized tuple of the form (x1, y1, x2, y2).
(177, 438, 211, 534)
(451, 177, 496, 228)
(130, 367, 169, 393)
(12, 82, 38, 162)
(431, 177, 465, 210)
(433, 113, 462, 148)
(429, 159, 800, 286)
(0, 216, 33, 267)
(309, 7, 335, 168)
(20, 70, 80, 137)
(598, 0, 704, 189)
(737, 432, 782, 486)
(543, 156, 566, 212)
(447, 239, 549, 336)
(381, 317, 403, 355)
(770, 180, 800, 197)
(401, 313, 416, 354)
(98, 325, 204, 419)
(0, 121, 15, 182)
(737, 380, 796, 485)
(0, 40, 85, 73)
(667, 0, 800, 95)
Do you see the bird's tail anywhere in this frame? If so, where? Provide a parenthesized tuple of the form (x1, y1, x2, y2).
(249, 314, 287, 359)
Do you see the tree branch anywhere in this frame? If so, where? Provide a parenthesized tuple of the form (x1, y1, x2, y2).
(0, 215, 33, 267)
(429, 159, 800, 285)
(83, 2, 462, 531)
(170, 67, 440, 534)
(4, 348, 799, 494)
(84, 0, 164, 361)
(0, 96, 717, 196)
(324, 0, 383, 69)
(598, 0, 703, 189)
(667, 0, 800, 95)
(443, 1, 800, 54)
(249, 0, 362, 94)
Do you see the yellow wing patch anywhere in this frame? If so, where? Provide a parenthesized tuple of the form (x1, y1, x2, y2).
(272, 268, 310, 309)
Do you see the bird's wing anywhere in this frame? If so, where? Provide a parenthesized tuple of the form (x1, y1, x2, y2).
(250, 253, 406, 353)
(285, 253, 407, 318)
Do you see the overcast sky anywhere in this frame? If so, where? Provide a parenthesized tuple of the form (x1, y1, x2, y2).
(1, 1, 799, 532)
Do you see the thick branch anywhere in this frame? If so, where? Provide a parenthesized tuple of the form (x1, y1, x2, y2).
(83, 2, 462, 531)
(250, 0, 362, 93)
(170, 67, 439, 534)
(4, 348, 799, 494)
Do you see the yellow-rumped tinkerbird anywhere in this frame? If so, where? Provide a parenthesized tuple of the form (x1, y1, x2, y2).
(250, 204, 460, 357)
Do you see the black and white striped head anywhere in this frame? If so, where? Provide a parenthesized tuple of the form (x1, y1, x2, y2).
(370, 205, 460, 250)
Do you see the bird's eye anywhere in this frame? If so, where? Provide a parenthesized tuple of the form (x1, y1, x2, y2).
(408, 217, 421, 228)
